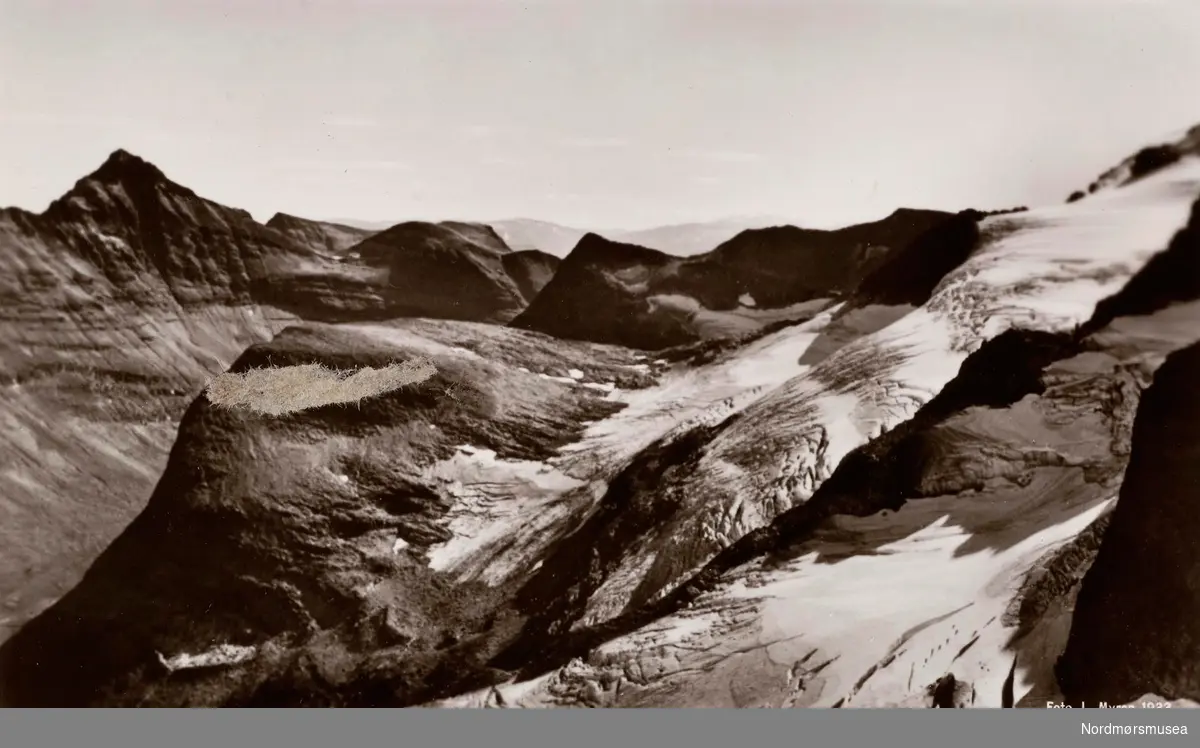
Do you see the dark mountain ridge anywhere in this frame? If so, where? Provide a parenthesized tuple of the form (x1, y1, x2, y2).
(511, 208, 956, 350)
(510, 234, 686, 350)
(341, 221, 527, 323)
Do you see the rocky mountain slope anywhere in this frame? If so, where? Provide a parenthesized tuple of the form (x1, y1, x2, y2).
(1054, 196, 1200, 707)
(253, 213, 560, 324)
(0, 150, 309, 639)
(0, 318, 661, 707)
(0, 153, 558, 644)
(511, 208, 956, 350)
(1053, 339, 1200, 707)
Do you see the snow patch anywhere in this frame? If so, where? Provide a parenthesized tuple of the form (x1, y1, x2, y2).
(156, 643, 256, 673)
(424, 448, 591, 584)
(597, 610, 716, 655)
(89, 230, 129, 251)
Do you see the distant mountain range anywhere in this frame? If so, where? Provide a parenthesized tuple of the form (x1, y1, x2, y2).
(327, 215, 796, 258)
(510, 208, 962, 350)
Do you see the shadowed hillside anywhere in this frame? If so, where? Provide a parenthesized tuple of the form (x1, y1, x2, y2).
(329, 221, 527, 323)
(501, 249, 561, 304)
(511, 234, 687, 350)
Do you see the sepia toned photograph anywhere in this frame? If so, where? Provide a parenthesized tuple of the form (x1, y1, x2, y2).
(1, 0, 1198, 721)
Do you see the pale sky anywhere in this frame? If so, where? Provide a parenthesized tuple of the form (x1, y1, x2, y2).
(2, 0, 1199, 230)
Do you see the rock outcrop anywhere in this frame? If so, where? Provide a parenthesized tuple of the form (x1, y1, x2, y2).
(1055, 339, 1200, 705)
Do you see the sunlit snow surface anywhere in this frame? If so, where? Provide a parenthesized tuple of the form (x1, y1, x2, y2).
(433, 155, 1200, 708)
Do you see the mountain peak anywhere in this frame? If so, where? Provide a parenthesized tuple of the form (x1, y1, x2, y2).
(265, 212, 300, 227)
(565, 231, 673, 265)
(87, 149, 169, 187)
(577, 231, 609, 246)
(571, 232, 625, 256)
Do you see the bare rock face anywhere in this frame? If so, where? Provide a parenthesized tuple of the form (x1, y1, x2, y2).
(1056, 339, 1200, 706)
(853, 209, 985, 307)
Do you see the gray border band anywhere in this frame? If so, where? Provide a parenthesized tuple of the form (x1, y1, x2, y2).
(1, 708, 1195, 747)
